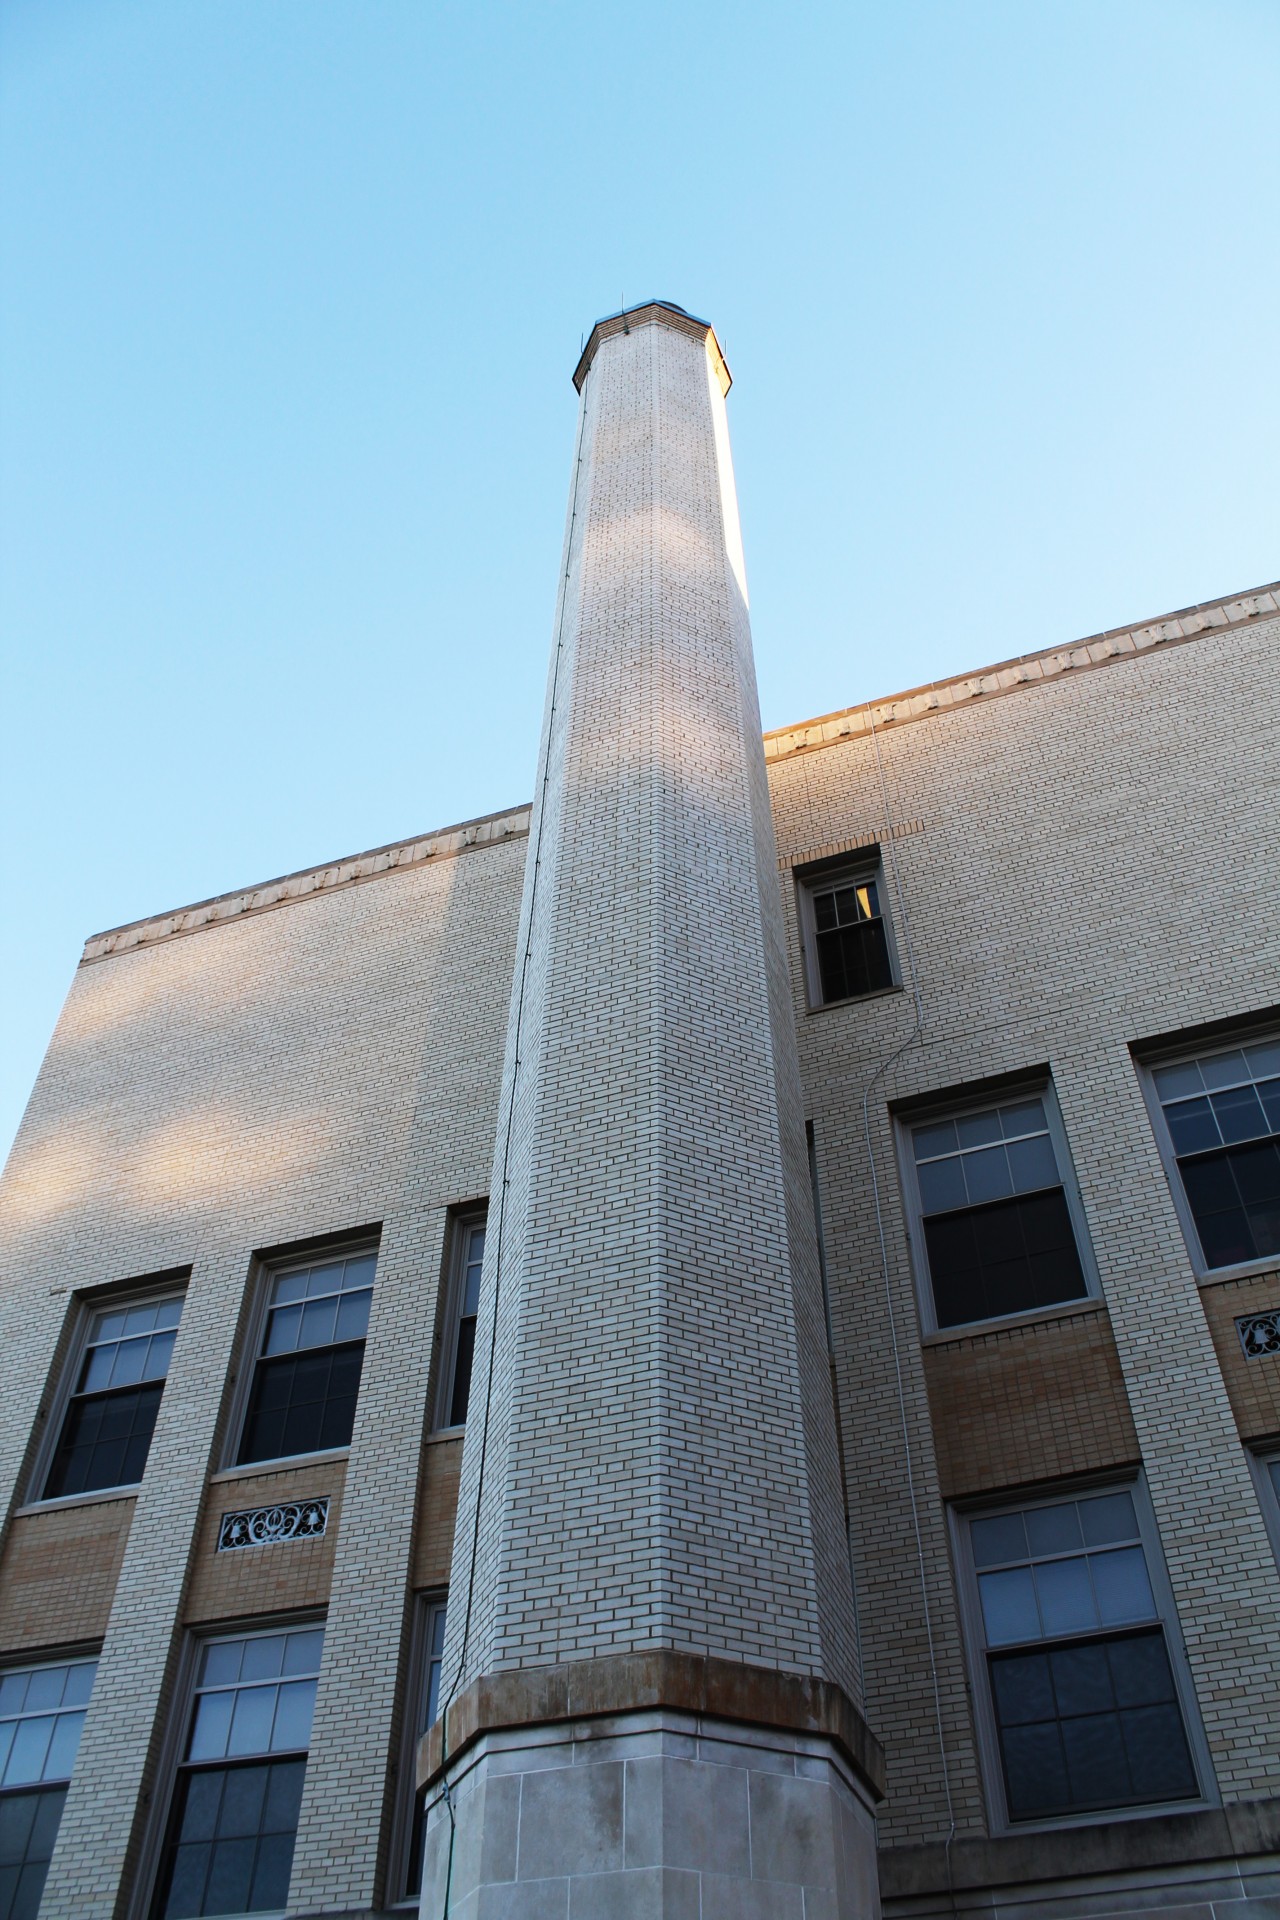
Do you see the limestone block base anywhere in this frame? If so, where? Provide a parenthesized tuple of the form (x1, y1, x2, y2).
(420, 1707, 882, 1918)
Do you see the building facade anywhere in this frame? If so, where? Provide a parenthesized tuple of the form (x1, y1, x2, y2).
(2, 301, 1279, 1920)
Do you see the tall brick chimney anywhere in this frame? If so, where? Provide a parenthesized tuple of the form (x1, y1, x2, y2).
(420, 302, 884, 1915)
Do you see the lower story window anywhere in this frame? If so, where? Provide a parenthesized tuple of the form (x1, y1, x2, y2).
(400, 1596, 447, 1901)
(962, 1486, 1201, 1823)
(154, 1625, 323, 1919)
(0, 1655, 97, 1920)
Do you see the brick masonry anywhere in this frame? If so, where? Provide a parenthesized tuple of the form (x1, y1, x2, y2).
(1198, 1267, 1280, 1443)
(773, 606, 1280, 1841)
(0, 296, 1275, 1915)
(0, 1495, 135, 1651)
(922, 1303, 1139, 1499)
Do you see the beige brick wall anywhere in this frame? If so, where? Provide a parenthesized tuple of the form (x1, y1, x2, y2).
(0, 829, 521, 1918)
(0, 573, 1275, 1899)
(772, 607, 1280, 1840)
(1199, 1268, 1280, 1443)
(0, 1496, 134, 1652)
(411, 1433, 462, 1590)
(183, 1460, 345, 1624)
(923, 1304, 1139, 1499)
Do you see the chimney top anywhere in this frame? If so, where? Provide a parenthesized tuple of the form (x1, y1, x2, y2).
(572, 300, 731, 396)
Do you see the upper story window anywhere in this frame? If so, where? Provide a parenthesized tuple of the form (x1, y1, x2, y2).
(237, 1250, 376, 1466)
(42, 1293, 184, 1500)
(1146, 1036, 1280, 1271)
(958, 1484, 1203, 1826)
(0, 1655, 98, 1918)
(797, 859, 895, 1008)
(905, 1090, 1092, 1330)
(434, 1213, 485, 1430)
(153, 1625, 323, 1920)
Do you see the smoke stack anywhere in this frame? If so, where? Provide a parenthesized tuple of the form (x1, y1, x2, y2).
(421, 301, 884, 1915)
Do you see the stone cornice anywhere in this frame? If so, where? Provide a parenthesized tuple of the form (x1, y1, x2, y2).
(416, 1649, 886, 1801)
(762, 581, 1280, 763)
(573, 300, 731, 396)
(78, 579, 1277, 965)
(80, 806, 532, 964)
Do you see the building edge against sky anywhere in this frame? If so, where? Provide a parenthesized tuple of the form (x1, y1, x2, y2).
(0, 302, 1277, 1919)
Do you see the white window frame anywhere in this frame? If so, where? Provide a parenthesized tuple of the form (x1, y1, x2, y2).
(386, 1592, 447, 1907)
(1249, 1448, 1280, 1571)
(951, 1475, 1216, 1834)
(222, 1238, 379, 1473)
(432, 1209, 487, 1434)
(1137, 1027, 1280, 1282)
(897, 1080, 1100, 1337)
(795, 853, 900, 1012)
(133, 1615, 325, 1920)
(26, 1278, 188, 1509)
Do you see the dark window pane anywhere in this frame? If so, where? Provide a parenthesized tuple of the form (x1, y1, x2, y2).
(218, 1765, 268, 1837)
(161, 1761, 306, 1917)
(1121, 1703, 1198, 1801)
(44, 1382, 163, 1498)
(204, 1836, 255, 1916)
(1210, 1084, 1268, 1144)
(162, 1843, 210, 1920)
(1047, 1641, 1112, 1716)
(1061, 1711, 1132, 1806)
(249, 1832, 294, 1910)
(1079, 1491, 1138, 1547)
(989, 1651, 1055, 1727)
(1024, 1504, 1082, 1557)
(1181, 1143, 1280, 1266)
(1165, 1097, 1220, 1154)
(261, 1760, 306, 1833)
(449, 1320, 478, 1427)
(926, 1190, 1086, 1327)
(239, 1343, 365, 1464)
(1000, 1722, 1069, 1820)
(1108, 1632, 1177, 1709)
(178, 1771, 222, 1843)
(815, 913, 891, 1003)
(991, 1631, 1197, 1819)
(0, 1787, 66, 1920)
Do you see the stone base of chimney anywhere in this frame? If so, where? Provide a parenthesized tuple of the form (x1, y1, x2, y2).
(418, 1656, 883, 1917)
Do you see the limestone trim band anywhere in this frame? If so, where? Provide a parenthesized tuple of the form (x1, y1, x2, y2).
(75, 583, 1277, 965)
(416, 1649, 886, 1802)
(879, 1792, 1280, 1905)
(763, 584, 1280, 764)
(80, 805, 532, 963)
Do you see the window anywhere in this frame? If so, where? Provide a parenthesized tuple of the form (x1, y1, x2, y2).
(43, 1294, 184, 1499)
(1146, 1036, 1280, 1270)
(395, 1597, 447, 1903)
(905, 1091, 1091, 1330)
(0, 1655, 97, 1920)
(153, 1625, 323, 1919)
(435, 1215, 485, 1430)
(798, 861, 894, 1007)
(1251, 1450, 1280, 1570)
(959, 1486, 1201, 1825)
(237, 1250, 376, 1466)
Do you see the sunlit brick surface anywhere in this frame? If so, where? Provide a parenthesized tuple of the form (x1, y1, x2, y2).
(443, 308, 856, 1700)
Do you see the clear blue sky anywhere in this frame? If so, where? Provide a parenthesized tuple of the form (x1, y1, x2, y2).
(2, 0, 1277, 1164)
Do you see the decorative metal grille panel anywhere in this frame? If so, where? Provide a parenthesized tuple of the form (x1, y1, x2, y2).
(1237, 1312, 1280, 1359)
(217, 1498, 329, 1551)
